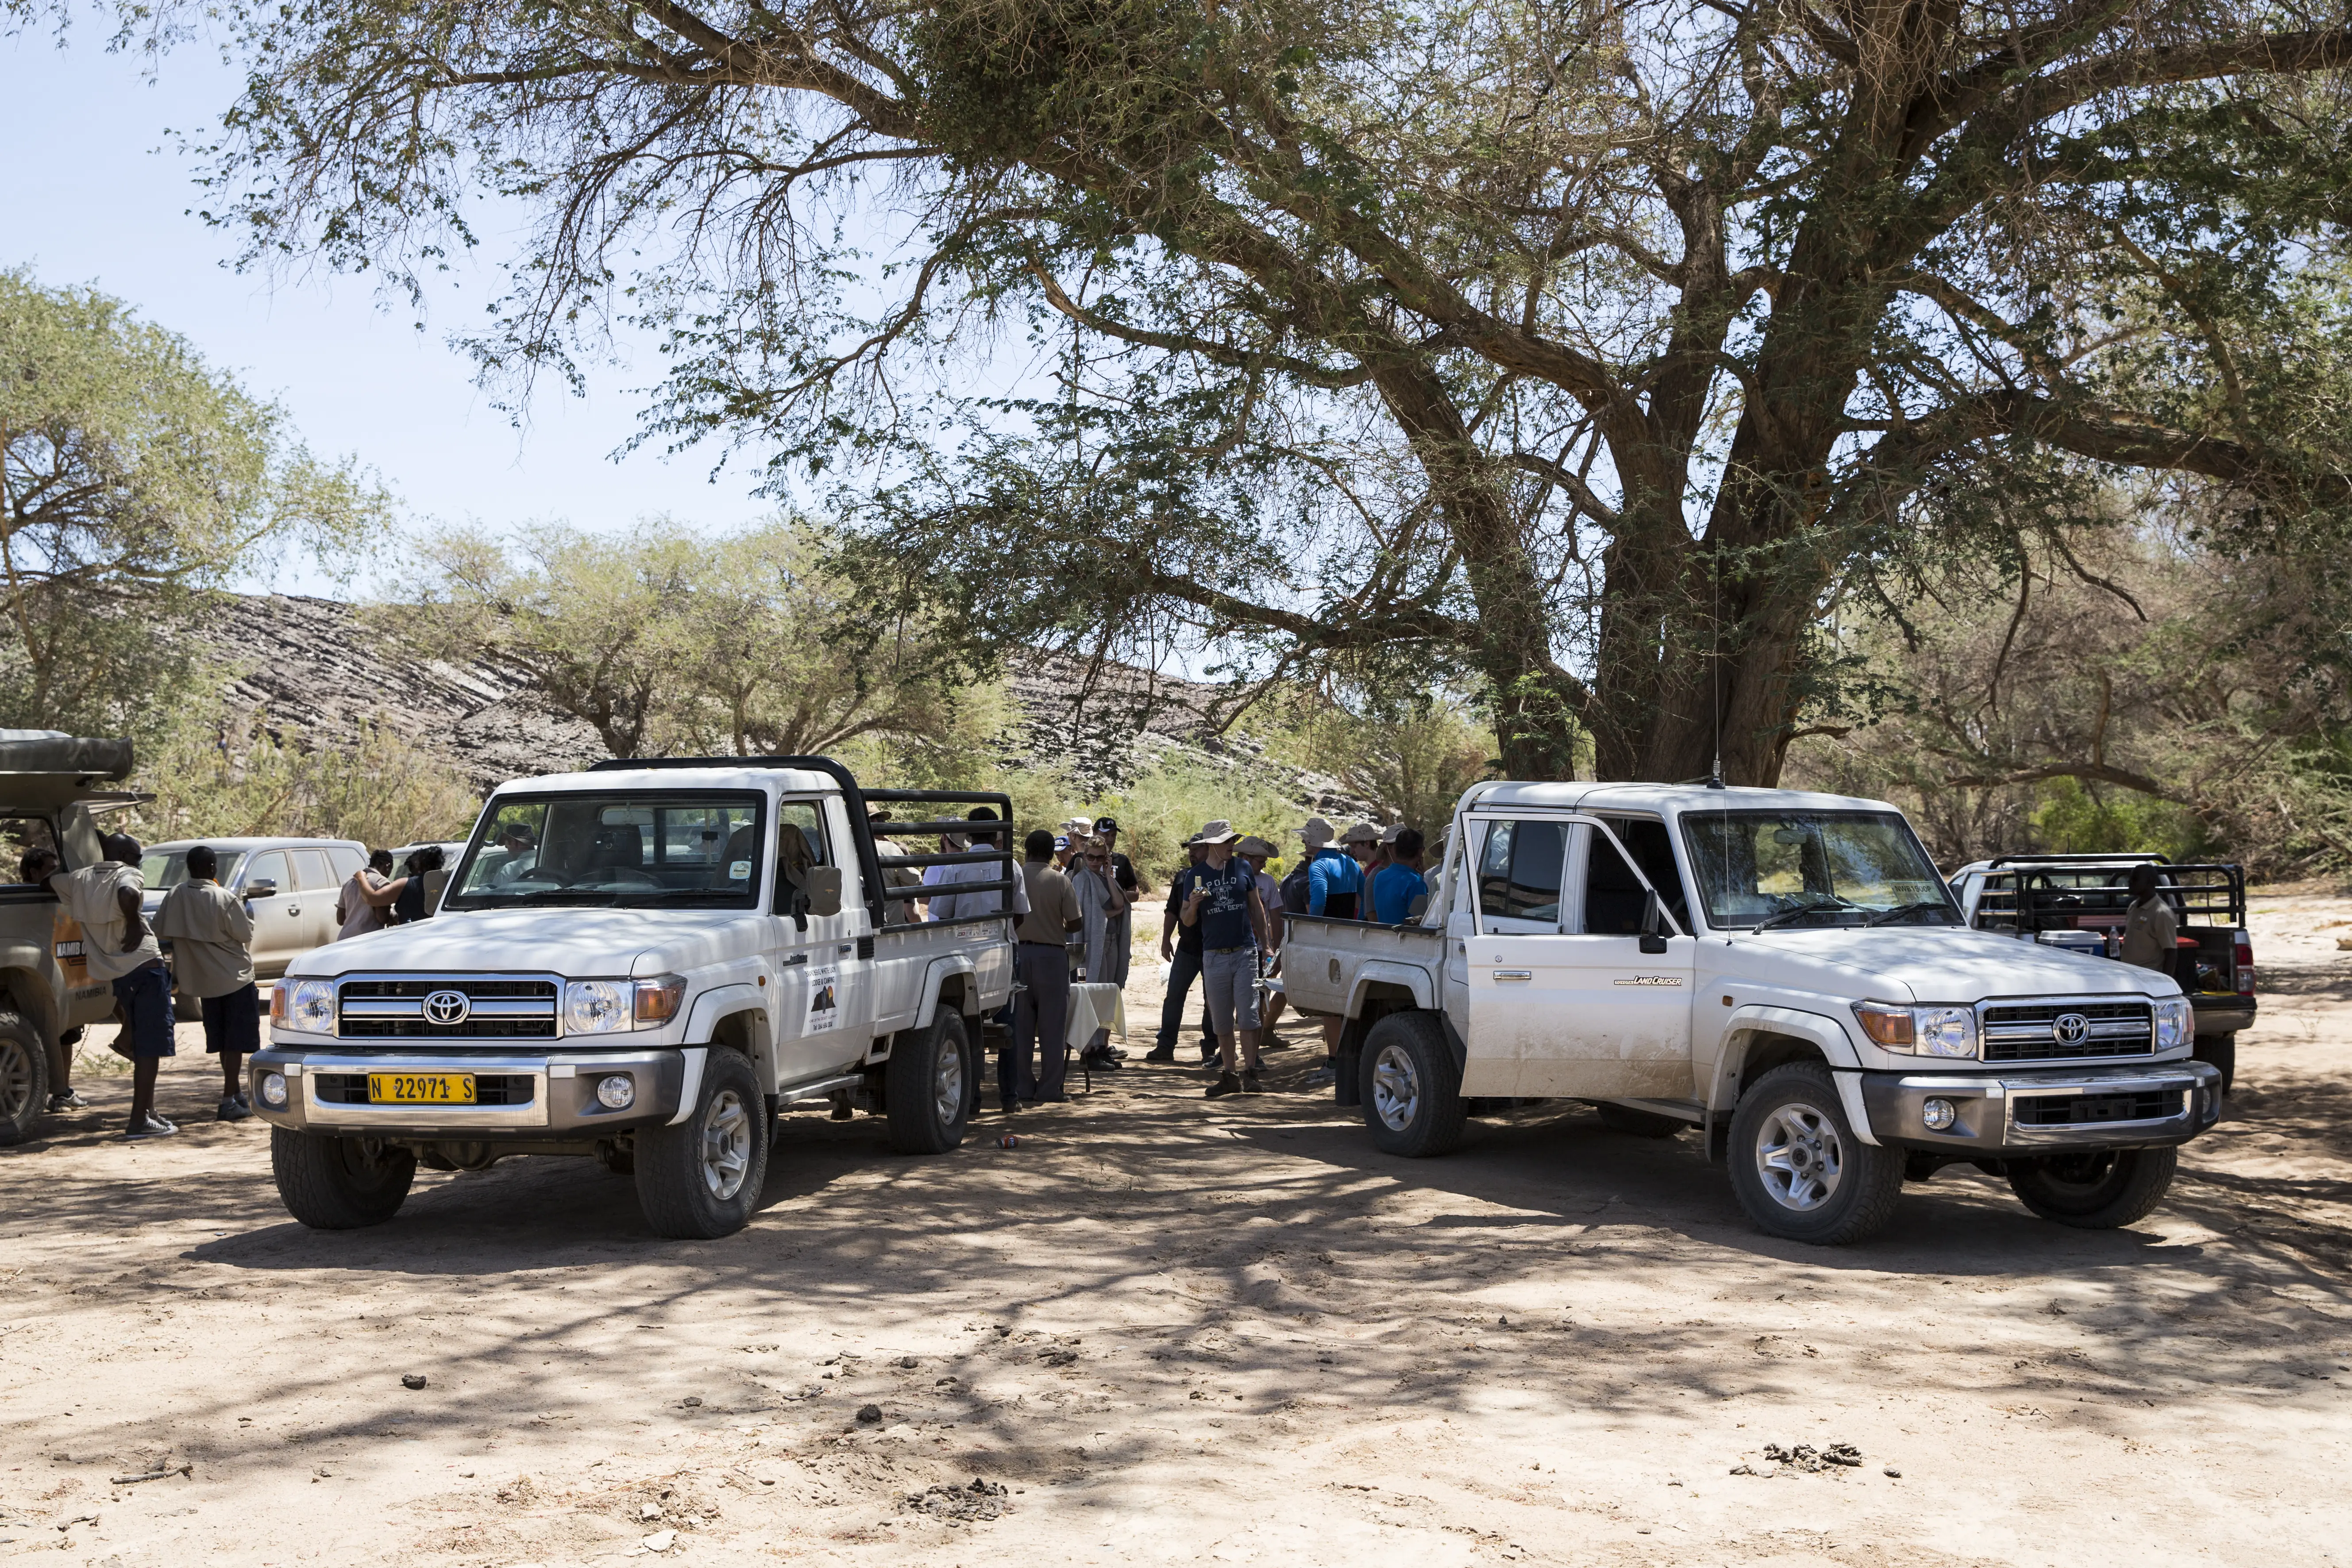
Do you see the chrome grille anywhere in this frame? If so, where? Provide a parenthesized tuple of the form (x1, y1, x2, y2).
(335, 975, 559, 1039)
(1980, 999, 2155, 1062)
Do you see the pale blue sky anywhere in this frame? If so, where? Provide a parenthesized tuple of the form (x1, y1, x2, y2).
(1, 26, 779, 594)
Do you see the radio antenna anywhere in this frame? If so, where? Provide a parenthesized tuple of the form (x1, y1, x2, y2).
(1708, 545, 1725, 790)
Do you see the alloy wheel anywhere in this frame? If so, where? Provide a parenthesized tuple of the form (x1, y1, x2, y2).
(699, 1089, 752, 1200)
(933, 1037, 965, 1126)
(1754, 1101, 1845, 1211)
(1371, 1042, 1421, 1133)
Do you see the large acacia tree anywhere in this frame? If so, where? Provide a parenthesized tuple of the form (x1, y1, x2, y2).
(70, 0, 2352, 778)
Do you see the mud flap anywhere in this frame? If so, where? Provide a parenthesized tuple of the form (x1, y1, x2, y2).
(1334, 1013, 1373, 1108)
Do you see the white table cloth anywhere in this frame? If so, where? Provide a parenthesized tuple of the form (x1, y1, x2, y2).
(1065, 982, 1126, 1048)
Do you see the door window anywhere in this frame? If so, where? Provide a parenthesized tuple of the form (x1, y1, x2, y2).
(242, 851, 289, 893)
(293, 849, 336, 890)
(772, 801, 830, 915)
(1602, 817, 1693, 931)
(1581, 831, 1654, 935)
(326, 847, 364, 884)
(1477, 819, 1567, 928)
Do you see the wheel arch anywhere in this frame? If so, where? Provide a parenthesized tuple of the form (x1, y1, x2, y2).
(0, 961, 62, 1075)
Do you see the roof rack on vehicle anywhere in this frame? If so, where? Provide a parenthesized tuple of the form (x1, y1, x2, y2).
(1986, 851, 2169, 867)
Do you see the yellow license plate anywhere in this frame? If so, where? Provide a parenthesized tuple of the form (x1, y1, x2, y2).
(367, 1073, 476, 1105)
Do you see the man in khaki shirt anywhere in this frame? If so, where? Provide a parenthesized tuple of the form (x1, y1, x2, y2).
(2118, 864, 2180, 974)
(156, 844, 260, 1121)
(1007, 829, 1084, 1109)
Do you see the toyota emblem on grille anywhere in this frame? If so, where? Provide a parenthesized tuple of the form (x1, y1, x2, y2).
(2052, 1011, 2090, 1044)
(422, 989, 471, 1026)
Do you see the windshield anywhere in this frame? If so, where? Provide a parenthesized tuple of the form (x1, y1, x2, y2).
(1681, 811, 1955, 930)
(444, 792, 767, 909)
(139, 850, 195, 892)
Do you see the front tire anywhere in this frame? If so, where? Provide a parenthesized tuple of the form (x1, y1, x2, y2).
(271, 1129, 416, 1229)
(2007, 1146, 2177, 1229)
(1358, 1013, 1466, 1158)
(1726, 1064, 1903, 1245)
(2193, 1033, 2236, 1095)
(0, 1013, 50, 1148)
(885, 1007, 973, 1155)
(635, 1050, 768, 1239)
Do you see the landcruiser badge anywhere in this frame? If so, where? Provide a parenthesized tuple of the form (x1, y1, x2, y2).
(423, 989, 472, 1026)
(2053, 1011, 2090, 1044)
(1612, 976, 1685, 987)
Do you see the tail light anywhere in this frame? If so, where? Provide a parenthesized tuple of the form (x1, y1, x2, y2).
(2235, 930, 2256, 996)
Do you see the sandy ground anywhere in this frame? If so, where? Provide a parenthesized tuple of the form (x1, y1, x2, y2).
(3, 900, 2349, 1568)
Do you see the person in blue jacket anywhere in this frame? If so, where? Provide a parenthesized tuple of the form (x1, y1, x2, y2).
(1295, 817, 1363, 1089)
(1369, 827, 1430, 925)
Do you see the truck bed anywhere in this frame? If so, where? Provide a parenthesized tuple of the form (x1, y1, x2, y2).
(1280, 914, 1444, 1017)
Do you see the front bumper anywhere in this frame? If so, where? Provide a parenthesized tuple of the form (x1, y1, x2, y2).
(1859, 1061, 2222, 1155)
(249, 1046, 686, 1137)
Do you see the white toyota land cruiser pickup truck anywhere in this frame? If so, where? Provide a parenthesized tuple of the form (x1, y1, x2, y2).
(1280, 782, 2223, 1245)
(251, 757, 1014, 1239)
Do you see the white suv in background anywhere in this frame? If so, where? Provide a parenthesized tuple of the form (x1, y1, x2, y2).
(140, 838, 370, 985)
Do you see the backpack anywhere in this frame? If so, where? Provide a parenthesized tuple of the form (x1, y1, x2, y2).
(1279, 863, 1312, 915)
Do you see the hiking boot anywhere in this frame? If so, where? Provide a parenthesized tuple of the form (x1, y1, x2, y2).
(46, 1089, 89, 1112)
(1199, 1043, 1220, 1064)
(216, 1095, 253, 1123)
(1142, 1045, 1177, 1063)
(1082, 1051, 1123, 1072)
(1204, 1072, 1244, 1099)
(1260, 1037, 1290, 1052)
(1241, 1070, 1265, 1094)
(123, 1112, 178, 1141)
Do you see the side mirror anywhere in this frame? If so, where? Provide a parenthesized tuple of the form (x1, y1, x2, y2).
(1639, 890, 1669, 954)
(242, 880, 278, 900)
(803, 865, 844, 919)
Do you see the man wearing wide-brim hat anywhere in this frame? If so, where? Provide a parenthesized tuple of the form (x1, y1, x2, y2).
(1177, 820, 1272, 1097)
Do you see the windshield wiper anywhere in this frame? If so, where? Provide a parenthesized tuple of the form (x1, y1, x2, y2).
(460, 889, 618, 906)
(1862, 900, 1957, 928)
(1749, 898, 1852, 934)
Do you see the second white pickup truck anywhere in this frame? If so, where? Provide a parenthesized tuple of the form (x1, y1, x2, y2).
(251, 757, 1015, 1238)
(1281, 782, 2223, 1244)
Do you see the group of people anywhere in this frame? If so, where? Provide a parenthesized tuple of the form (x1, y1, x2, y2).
(26, 834, 262, 1141)
(1149, 814, 1431, 1096)
(24, 832, 450, 1141)
(960, 808, 1434, 1113)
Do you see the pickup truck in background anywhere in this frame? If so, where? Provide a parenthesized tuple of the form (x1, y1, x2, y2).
(1280, 782, 2222, 1246)
(251, 757, 1015, 1238)
(1946, 854, 2255, 1091)
(0, 733, 144, 1146)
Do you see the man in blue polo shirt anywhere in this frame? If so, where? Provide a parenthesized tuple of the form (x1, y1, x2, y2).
(1369, 827, 1430, 924)
(1295, 817, 1362, 1090)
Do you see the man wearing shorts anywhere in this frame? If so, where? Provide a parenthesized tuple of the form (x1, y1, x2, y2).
(1177, 821, 1272, 1098)
(157, 844, 260, 1121)
(29, 834, 175, 1139)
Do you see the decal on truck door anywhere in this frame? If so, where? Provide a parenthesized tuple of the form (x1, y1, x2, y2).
(808, 964, 840, 1032)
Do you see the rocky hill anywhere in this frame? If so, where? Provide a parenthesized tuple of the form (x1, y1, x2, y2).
(212, 595, 1376, 816)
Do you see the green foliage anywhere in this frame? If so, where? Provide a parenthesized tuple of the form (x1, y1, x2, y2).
(395, 516, 972, 763)
(129, 701, 479, 851)
(0, 268, 392, 739)
(1261, 692, 1492, 841)
(1084, 757, 1306, 883)
(2029, 778, 2203, 861)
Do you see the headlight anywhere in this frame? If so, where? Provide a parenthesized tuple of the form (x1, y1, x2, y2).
(1851, 1002, 1978, 1058)
(2152, 996, 2192, 1051)
(563, 976, 688, 1034)
(1913, 1006, 1978, 1059)
(278, 979, 336, 1035)
(564, 980, 631, 1034)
